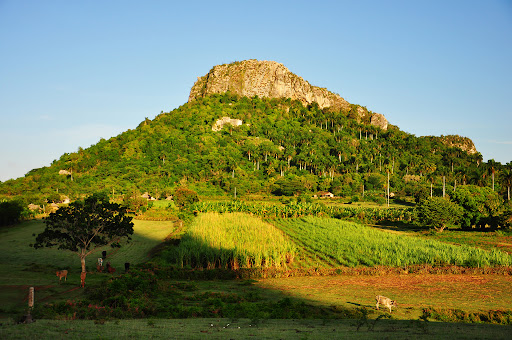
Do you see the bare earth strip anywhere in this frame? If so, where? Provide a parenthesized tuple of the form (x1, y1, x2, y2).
(255, 274, 512, 319)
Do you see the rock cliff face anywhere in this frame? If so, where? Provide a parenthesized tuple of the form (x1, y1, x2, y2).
(370, 113, 388, 131)
(189, 60, 352, 112)
(438, 135, 478, 155)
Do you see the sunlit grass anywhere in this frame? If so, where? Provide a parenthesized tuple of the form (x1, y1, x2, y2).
(0, 219, 174, 285)
(163, 212, 296, 269)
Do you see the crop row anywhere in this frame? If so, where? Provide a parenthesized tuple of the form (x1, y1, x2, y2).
(192, 201, 413, 222)
(161, 212, 296, 269)
(273, 217, 512, 267)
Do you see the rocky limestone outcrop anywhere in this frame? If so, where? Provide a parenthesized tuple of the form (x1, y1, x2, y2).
(189, 60, 352, 112)
(438, 135, 478, 155)
(370, 113, 388, 130)
(189, 59, 389, 130)
(212, 117, 243, 132)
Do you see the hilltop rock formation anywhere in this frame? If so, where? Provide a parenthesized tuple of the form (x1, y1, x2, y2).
(189, 59, 353, 112)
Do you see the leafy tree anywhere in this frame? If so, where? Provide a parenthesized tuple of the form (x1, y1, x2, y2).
(451, 185, 503, 228)
(0, 200, 25, 226)
(415, 196, 463, 232)
(272, 176, 304, 196)
(174, 188, 199, 209)
(123, 191, 147, 215)
(33, 193, 134, 273)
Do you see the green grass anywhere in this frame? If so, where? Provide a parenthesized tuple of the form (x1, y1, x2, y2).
(161, 212, 296, 269)
(420, 230, 512, 254)
(2, 214, 512, 339)
(1, 318, 511, 339)
(273, 217, 512, 267)
(0, 219, 175, 285)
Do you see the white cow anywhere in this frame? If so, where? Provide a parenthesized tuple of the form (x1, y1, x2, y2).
(375, 295, 397, 313)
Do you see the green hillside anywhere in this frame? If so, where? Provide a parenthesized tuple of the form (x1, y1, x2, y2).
(1, 92, 511, 206)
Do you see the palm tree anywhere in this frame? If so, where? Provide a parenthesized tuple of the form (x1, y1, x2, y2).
(487, 159, 500, 191)
(501, 162, 512, 201)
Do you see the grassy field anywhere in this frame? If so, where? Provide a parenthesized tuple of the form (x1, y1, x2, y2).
(0, 219, 175, 316)
(255, 274, 512, 319)
(2, 318, 511, 340)
(1, 213, 512, 339)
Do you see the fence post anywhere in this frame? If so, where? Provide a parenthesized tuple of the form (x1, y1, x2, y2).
(28, 286, 34, 310)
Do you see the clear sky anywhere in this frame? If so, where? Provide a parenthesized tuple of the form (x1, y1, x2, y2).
(1, 0, 511, 182)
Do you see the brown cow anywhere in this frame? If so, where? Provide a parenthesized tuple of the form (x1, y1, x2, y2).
(80, 271, 86, 288)
(106, 262, 116, 274)
(56, 270, 68, 284)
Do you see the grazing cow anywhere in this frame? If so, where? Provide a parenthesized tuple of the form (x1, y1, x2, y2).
(56, 270, 68, 284)
(106, 262, 116, 274)
(80, 271, 86, 288)
(96, 264, 103, 272)
(375, 295, 397, 313)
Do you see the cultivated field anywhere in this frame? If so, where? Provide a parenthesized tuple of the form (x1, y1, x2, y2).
(273, 217, 512, 268)
(1, 213, 512, 339)
(160, 212, 296, 269)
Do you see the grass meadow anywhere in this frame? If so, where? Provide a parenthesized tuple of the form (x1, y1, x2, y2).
(2, 318, 512, 340)
(0, 219, 175, 317)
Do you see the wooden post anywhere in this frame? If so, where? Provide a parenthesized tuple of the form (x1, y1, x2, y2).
(28, 287, 34, 310)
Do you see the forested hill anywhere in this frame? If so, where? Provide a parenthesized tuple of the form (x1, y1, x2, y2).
(2, 91, 502, 205)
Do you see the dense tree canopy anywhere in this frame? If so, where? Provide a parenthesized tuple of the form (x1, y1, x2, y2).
(0, 93, 509, 205)
(451, 185, 503, 228)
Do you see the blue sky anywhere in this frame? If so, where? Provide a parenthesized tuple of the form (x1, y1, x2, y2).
(1, 0, 511, 182)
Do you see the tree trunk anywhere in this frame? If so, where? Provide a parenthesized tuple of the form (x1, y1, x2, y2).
(443, 176, 446, 198)
(80, 252, 86, 273)
(387, 171, 390, 207)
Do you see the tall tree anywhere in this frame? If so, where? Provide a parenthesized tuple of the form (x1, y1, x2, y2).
(501, 162, 512, 201)
(33, 193, 134, 273)
(415, 196, 463, 232)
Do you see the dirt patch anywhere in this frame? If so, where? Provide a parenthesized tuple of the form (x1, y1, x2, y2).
(256, 274, 512, 316)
